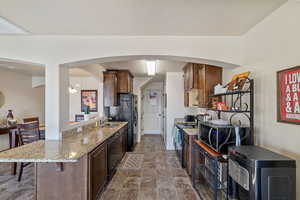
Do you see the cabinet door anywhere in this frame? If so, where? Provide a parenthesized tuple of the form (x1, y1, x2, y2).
(117, 71, 134, 93)
(122, 126, 128, 154)
(203, 65, 222, 107)
(103, 72, 118, 106)
(107, 132, 123, 179)
(89, 144, 107, 200)
(117, 71, 129, 93)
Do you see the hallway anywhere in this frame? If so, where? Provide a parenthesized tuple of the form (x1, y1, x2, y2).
(101, 135, 199, 200)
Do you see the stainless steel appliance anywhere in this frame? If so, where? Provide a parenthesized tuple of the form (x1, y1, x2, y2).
(116, 93, 137, 152)
(174, 123, 196, 167)
(228, 146, 296, 200)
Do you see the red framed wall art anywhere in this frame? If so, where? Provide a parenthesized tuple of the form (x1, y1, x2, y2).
(277, 66, 300, 124)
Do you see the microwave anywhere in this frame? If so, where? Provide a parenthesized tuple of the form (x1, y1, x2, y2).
(228, 146, 296, 200)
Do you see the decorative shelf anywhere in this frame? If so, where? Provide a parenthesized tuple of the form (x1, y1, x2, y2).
(207, 108, 250, 113)
(199, 121, 250, 129)
(209, 90, 251, 97)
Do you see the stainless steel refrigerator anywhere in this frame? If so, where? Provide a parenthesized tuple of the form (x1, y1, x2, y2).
(117, 93, 137, 152)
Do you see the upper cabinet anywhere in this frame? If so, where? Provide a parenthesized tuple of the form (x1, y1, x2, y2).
(103, 71, 118, 107)
(183, 63, 222, 108)
(103, 70, 134, 107)
(117, 70, 133, 93)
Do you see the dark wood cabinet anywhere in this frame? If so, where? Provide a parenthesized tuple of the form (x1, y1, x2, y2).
(120, 126, 128, 156)
(89, 143, 107, 200)
(103, 70, 134, 107)
(183, 63, 222, 107)
(36, 124, 128, 200)
(117, 70, 133, 93)
(103, 71, 118, 106)
(198, 65, 222, 108)
(183, 132, 197, 176)
(107, 131, 123, 180)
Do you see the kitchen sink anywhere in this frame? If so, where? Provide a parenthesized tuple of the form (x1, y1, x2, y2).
(101, 122, 121, 128)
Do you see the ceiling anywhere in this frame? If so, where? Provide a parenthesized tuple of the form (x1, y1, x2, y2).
(0, 0, 286, 35)
(0, 61, 44, 76)
(101, 60, 186, 77)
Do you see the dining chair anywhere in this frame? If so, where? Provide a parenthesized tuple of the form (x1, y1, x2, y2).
(16, 122, 40, 181)
(23, 117, 44, 140)
(0, 127, 10, 151)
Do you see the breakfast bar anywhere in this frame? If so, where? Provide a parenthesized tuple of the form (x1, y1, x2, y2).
(0, 122, 128, 200)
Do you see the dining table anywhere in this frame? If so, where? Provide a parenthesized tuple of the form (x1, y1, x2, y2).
(0, 123, 45, 175)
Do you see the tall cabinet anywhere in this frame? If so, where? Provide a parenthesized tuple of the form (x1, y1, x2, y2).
(183, 63, 222, 108)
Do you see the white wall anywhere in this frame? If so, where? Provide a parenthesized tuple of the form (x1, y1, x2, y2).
(133, 77, 152, 143)
(223, 1, 300, 197)
(69, 76, 103, 121)
(165, 72, 186, 149)
(0, 69, 45, 150)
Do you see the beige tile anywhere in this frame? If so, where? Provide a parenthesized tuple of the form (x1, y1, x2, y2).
(140, 176, 156, 189)
(158, 188, 178, 200)
(101, 188, 120, 200)
(121, 188, 139, 200)
(172, 168, 188, 177)
(138, 188, 157, 200)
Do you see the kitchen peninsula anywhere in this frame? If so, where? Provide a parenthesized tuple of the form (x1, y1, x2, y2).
(0, 121, 128, 200)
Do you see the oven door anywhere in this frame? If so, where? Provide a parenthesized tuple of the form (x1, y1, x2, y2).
(228, 159, 251, 200)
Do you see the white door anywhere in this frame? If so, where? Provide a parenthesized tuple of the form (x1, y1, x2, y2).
(142, 89, 163, 134)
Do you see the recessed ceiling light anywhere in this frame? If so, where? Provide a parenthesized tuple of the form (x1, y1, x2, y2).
(146, 61, 156, 76)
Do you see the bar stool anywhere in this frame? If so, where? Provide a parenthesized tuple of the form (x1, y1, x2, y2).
(16, 121, 40, 181)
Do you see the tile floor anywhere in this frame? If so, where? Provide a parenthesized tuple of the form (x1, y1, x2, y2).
(0, 163, 34, 200)
(101, 135, 200, 200)
(0, 135, 200, 200)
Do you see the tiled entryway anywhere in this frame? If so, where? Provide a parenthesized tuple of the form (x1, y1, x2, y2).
(101, 135, 200, 200)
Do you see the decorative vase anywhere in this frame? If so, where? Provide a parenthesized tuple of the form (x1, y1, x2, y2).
(7, 110, 13, 120)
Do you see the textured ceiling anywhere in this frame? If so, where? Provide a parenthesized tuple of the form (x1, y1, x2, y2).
(0, 0, 287, 35)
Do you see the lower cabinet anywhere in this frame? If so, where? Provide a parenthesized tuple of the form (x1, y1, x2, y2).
(183, 132, 197, 176)
(36, 125, 128, 200)
(89, 143, 107, 200)
(107, 131, 123, 180)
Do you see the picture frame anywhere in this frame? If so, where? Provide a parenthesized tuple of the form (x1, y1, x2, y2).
(81, 90, 98, 113)
(277, 66, 300, 125)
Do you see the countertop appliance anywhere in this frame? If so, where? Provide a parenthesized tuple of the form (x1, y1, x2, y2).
(228, 146, 296, 200)
(184, 115, 195, 122)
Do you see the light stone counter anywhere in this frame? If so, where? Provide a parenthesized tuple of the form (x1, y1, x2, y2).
(0, 122, 127, 163)
(183, 128, 199, 136)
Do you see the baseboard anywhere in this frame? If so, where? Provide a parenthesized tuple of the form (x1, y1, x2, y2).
(143, 130, 161, 134)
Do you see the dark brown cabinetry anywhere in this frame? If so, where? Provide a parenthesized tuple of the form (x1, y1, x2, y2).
(36, 124, 128, 200)
(107, 132, 124, 180)
(198, 65, 222, 108)
(183, 133, 197, 176)
(183, 63, 222, 108)
(103, 71, 118, 106)
(117, 70, 133, 93)
(103, 70, 134, 107)
(89, 143, 107, 200)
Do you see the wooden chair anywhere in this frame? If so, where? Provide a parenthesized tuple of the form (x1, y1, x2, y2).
(17, 122, 40, 181)
(23, 117, 39, 123)
(0, 127, 11, 151)
(23, 117, 44, 140)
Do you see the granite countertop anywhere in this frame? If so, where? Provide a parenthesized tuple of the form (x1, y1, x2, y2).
(174, 118, 197, 125)
(182, 128, 199, 136)
(0, 122, 128, 163)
